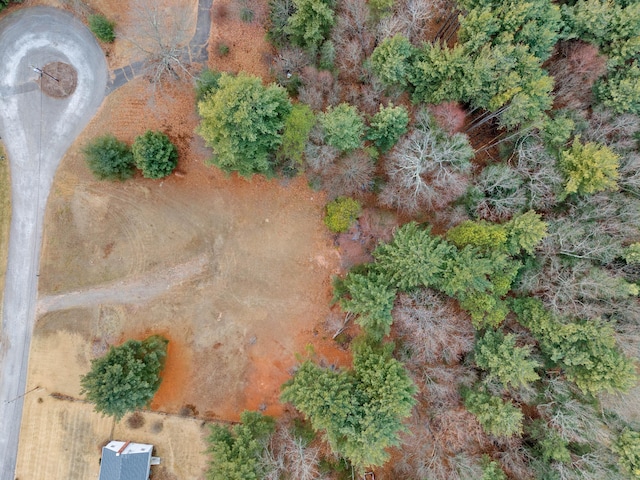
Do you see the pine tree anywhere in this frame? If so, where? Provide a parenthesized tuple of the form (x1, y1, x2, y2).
(83, 134, 134, 181)
(206, 411, 275, 480)
(319, 103, 365, 152)
(197, 73, 291, 177)
(613, 429, 640, 479)
(504, 210, 548, 255)
(281, 342, 416, 472)
(511, 297, 638, 395)
(340, 271, 397, 341)
(80, 335, 168, 420)
(446, 220, 508, 252)
(370, 34, 414, 88)
(366, 103, 409, 153)
(474, 329, 540, 388)
(559, 136, 620, 198)
(372, 222, 454, 290)
(286, 0, 335, 54)
(132, 130, 178, 179)
(462, 387, 523, 437)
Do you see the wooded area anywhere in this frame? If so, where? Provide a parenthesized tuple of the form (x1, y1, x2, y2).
(197, 0, 640, 477)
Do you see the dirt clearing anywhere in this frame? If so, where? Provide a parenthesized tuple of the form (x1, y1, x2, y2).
(18, 46, 348, 479)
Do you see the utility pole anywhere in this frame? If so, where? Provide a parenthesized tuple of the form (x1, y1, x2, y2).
(30, 64, 59, 82)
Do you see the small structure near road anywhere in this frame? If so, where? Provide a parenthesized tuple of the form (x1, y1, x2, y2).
(98, 440, 160, 480)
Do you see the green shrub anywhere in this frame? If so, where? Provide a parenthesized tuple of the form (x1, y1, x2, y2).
(132, 131, 178, 179)
(216, 43, 230, 57)
(324, 197, 361, 233)
(240, 7, 254, 22)
(89, 14, 116, 43)
(83, 134, 134, 181)
(277, 103, 315, 166)
(195, 69, 222, 102)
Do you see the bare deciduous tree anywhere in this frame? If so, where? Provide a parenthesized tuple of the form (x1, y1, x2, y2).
(298, 67, 340, 111)
(549, 41, 607, 111)
(380, 110, 473, 213)
(393, 290, 475, 365)
(263, 423, 322, 480)
(125, 0, 196, 85)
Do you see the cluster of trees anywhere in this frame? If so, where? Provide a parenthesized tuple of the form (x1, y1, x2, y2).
(80, 335, 168, 420)
(333, 217, 639, 477)
(192, 0, 640, 477)
(83, 130, 178, 180)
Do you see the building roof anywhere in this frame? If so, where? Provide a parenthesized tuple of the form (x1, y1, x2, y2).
(98, 441, 153, 480)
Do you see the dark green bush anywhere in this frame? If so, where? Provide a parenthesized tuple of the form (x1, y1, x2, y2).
(132, 131, 178, 179)
(83, 134, 134, 181)
(195, 69, 222, 102)
(89, 14, 116, 43)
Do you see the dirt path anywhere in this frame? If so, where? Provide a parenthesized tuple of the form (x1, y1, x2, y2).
(0, 7, 107, 480)
(37, 254, 209, 314)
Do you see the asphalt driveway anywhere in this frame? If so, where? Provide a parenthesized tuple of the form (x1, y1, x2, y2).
(0, 7, 107, 479)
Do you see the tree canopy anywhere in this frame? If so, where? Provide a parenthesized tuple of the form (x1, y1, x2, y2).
(83, 134, 134, 181)
(132, 130, 178, 179)
(206, 411, 275, 480)
(80, 335, 168, 420)
(281, 341, 416, 472)
(197, 72, 292, 177)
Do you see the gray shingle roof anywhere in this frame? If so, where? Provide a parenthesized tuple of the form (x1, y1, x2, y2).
(99, 441, 152, 480)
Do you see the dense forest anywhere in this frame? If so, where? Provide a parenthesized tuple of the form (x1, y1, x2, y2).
(198, 0, 640, 478)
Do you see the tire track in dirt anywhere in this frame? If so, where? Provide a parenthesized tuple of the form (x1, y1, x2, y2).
(37, 254, 209, 314)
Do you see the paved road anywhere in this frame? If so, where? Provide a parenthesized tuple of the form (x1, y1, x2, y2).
(0, 7, 107, 480)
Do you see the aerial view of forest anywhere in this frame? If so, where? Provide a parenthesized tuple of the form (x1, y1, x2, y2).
(4, 0, 640, 478)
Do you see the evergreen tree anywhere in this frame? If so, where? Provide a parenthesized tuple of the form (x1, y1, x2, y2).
(286, 0, 335, 54)
(511, 297, 638, 395)
(80, 335, 168, 420)
(277, 103, 315, 166)
(372, 222, 454, 290)
(446, 220, 508, 252)
(366, 103, 409, 153)
(474, 329, 540, 388)
(132, 130, 178, 179)
(197, 73, 291, 177)
(370, 35, 414, 88)
(462, 387, 523, 437)
(504, 210, 548, 255)
(83, 134, 134, 181)
(281, 341, 416, 472)
(340, 271, 397, 341)
(206, 411, 275, 480)
(559, 136, 619, 198)
(614, 429, 640, 479)
(318, 103, 365, 152)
